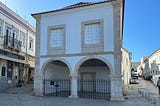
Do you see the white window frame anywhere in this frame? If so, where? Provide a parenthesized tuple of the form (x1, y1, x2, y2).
(13, 29, 18, 40)
(6, 26, 12, 37)
(20, 33, 25, 46)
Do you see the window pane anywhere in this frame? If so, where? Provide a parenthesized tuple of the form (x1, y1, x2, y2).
(50, 28, 63, 48)
(13, 30, 18, 39)
(29, 39, 33, 49)
(84, 23, 100, 44)
(0, 22, 2, 34)
(20, 34, 25, 45)
(6, 26, 12, 37)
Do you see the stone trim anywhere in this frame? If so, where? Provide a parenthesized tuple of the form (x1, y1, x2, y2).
(81, 19, 104, 53)
(38, 51, 121, 58)
(41, 57, 72, 76)
(47, 24, 66, 55)
(34, 15, 41, 76)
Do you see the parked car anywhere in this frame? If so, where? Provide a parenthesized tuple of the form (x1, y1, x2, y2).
(130, 77, 139, 84)
(144, 75, 152, 81)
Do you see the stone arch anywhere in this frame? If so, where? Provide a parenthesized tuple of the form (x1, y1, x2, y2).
(74, 56, 113, 76)
(41, 57, 72, 77)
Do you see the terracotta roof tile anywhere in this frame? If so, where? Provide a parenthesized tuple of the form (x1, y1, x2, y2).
(32, 0, 116, 16)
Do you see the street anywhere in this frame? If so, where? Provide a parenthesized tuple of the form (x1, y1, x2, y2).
(0, 78, 157, 106)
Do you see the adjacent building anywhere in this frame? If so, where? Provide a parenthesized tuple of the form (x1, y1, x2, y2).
(0, 2, 35, 91)
(121, 48, 131, 87)
(32, 0, 125, 100)
(131, 62, 140, 76)
(140, 49, 160, 85)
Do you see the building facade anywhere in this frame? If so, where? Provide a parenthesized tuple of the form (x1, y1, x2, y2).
(32, 0, 125, 101)
(121, 48, 131, 87)
(141, 49, 160, 85)
(0, 2, 35, 91)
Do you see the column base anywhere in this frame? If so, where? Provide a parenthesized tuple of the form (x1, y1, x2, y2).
(69, 95, 78, 99)
(110, 97, 124, 101)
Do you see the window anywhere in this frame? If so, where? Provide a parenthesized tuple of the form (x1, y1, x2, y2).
(29, 38, 33, 50)
(1, 66, 6, 76)
(0, 22, 2, 34)
(84, 23, 100, 44)
(50, 28, 64, 48)
(13, 30, 18, 39)
(81, 19, 104, 53)
(6, 26, 12, 37)
(20, 34, 25, 45)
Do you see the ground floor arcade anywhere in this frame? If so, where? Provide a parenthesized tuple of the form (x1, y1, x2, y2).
(34, 55, 123, 101)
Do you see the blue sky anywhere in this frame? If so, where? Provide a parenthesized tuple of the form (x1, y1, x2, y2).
(1, 0, 160, 62)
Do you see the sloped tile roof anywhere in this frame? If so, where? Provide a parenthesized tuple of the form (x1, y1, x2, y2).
(32, 0, 116, 16)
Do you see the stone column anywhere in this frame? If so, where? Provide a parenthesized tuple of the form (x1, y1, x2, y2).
(34, 75, 44, 96)
(110, 0, 124, 101)
(110, 77, 124, 101)
(69, 75, 78, 98)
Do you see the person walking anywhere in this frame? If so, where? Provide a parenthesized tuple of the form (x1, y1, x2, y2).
(157, 77, 160, 96)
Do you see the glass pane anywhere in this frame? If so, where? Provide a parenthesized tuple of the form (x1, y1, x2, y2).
(50, 28, 63, 47)
(84, 23, 100, 45)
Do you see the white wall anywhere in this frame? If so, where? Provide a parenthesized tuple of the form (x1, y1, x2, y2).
(40, 4, 114, 55)
(45, 63, 70, 80)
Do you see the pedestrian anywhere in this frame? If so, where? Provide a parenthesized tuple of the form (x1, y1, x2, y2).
(157, 77, 160, 95)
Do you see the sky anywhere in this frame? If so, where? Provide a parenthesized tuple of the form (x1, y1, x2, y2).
(0, 0, 160, 62)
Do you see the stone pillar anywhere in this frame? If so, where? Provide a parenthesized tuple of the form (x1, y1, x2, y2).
(110, 77, 124, 101)
(34, 75, 44, 96)
(110, 0, 124, 101)
(69, 75, 78, 98)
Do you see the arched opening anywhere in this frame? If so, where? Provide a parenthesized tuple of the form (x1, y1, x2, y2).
(77, 58, 111, 99)
(44, 60, 71, 97)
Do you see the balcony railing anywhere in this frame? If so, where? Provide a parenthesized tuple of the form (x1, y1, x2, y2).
(4, 36, 21, 51)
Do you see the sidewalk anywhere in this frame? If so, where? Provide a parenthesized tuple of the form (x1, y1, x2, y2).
(0, 84, 155, 106)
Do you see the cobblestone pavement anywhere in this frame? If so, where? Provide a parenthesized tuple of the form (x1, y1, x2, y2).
(0, 84, 155, 106)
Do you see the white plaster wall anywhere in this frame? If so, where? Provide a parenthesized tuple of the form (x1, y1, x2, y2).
(78, 66, 110, 79)
(40, 54, 114, 76)
(45, 63, 70, 80)
(40, 4, 114, 55)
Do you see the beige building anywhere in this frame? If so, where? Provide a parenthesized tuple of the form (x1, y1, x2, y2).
(121, 48, 131, 87)
(0, 2, 35, 91)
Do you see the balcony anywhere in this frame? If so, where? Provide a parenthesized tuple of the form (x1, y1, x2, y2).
(4, 36, 21, 51)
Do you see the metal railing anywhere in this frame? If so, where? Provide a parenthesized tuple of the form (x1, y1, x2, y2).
(4, 36, 21, 51)
(44, 79, 71, 97)
(78, 79, 111, 100)
(44, 79, 111, 100)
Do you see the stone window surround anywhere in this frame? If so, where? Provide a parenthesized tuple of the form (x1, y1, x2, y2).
(81, 19, 104, 53)
(47, 24, 66, 55)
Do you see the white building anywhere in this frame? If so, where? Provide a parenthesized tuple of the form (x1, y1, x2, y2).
(141, 49, 160, 85)
(32, 0, 125, 101)
(131, 62, 140, 76)
(0, 2, 35, 91)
